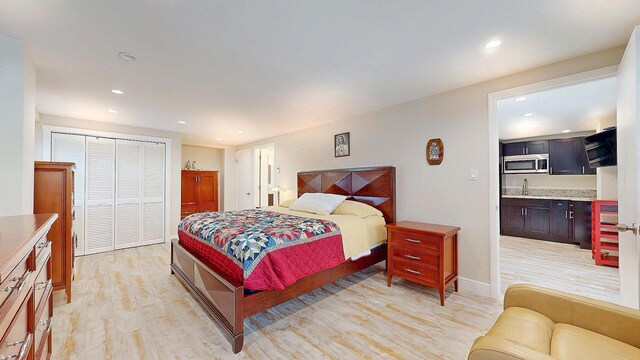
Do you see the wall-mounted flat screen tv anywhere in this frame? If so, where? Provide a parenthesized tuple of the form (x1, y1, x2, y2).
(583, 127, 616, 168)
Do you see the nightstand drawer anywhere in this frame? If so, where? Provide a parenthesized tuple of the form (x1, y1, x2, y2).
(391, 231, 440, 251)
(392, 246, 438, 269)
(393, 259, 439, 285)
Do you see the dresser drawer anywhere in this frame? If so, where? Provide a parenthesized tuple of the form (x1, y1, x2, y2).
(34, 234, 51, 262)
(34, 300, 51, 359)
(0, 293, 32, 360)
(391, 231, 440, 251)
(34, 261, 51, 314)
(0, 253, 31, 320)
(37, 332, 49, 360)
(392, 259, 440, 285)
(392, 246, 439, 270)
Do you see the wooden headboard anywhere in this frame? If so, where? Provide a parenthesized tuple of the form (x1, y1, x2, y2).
(297, 166, 396, 224)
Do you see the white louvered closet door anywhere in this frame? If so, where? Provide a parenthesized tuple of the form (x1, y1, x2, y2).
(142, 143, 165, 244)
(85, 137, 116, 254)
(115, 140, 142, 249)
(51, 133, 86, 255)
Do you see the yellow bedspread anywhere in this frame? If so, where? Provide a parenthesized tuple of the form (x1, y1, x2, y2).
(263, 206, 387, 260)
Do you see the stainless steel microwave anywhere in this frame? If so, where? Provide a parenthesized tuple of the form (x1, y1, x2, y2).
(503, 154, 549, 174)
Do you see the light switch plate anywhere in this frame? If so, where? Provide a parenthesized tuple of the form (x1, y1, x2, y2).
(469, 169, 478, 181)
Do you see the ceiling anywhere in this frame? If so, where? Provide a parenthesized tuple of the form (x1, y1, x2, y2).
(498, 76, 617, 140)
(0, 1, 638, 146)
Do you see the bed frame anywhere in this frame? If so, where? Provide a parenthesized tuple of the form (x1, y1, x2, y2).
(171, 166, 396, 353)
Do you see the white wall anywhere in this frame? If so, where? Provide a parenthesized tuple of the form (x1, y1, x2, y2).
(181, 145, 224, 171)
(0, 34, 35, 216)
(237, 46, 624, 288)
(36, 114, 183, 233)
(223, 148, 237, 211)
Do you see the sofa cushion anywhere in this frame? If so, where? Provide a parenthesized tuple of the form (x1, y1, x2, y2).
(550, 323, 640, 360)
(487, 307, 555, 354)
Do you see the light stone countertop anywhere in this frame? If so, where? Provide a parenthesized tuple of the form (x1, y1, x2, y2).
(501, 195, 596, 202)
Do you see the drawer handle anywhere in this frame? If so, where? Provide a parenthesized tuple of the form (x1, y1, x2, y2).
(405, 268, 421, 275)
(35, 279, 52, 291)
(1, 333, 32, 360)
(405, 238, 421, 244)
(37, 240, 51, 249)
(38, 318, 52, 332)
(2, 271, 32, 293)
(404, 254, 421, 260)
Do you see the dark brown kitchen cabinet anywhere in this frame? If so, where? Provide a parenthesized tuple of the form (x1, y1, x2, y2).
(549, 138, 583, 175)
(501, 198, 592, 246)
(549, 137, 595, 175)
(502, 140, 549, 156)
(550, 200, 573, 243)
(579, 140, 597, 175)
(501, 204, 526, 236)
(500, 198, 550, 240)
(573, 201, 593, 249)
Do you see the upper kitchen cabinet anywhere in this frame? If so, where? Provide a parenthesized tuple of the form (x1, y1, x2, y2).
(525, 140, 549, 154)
(549, 137, 596, 175)
(549, 138, 582, 175)
(579, 139, 597, 175)
(502, 140, 549, 156)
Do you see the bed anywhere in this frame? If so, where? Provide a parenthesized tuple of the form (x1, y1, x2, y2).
(171, 166, 396, 353)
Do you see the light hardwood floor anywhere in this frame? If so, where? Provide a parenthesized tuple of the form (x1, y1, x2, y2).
(500, 236, 620, 304)
(52, 243, 501, 360)
(52, 237, 619, 359)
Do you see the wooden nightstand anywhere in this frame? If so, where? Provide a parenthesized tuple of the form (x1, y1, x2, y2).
(386, 221, 460, 306)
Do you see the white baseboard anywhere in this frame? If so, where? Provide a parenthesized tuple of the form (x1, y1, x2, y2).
(458, 277, 491, 297)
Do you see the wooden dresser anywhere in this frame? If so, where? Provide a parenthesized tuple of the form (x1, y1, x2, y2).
(0, 214, 57, 360)
(181, 170, 219, 218)
(386, 221, 460, 306)
(34, 162, 75, 303)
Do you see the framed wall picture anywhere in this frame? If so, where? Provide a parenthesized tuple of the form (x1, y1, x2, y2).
(335, 132, 350, 157)
(426, 138, 444, 165)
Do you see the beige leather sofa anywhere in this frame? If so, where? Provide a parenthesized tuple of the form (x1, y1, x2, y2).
(468, 284, 640, 360)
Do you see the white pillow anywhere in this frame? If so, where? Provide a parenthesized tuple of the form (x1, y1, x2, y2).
(289, 193, 347, 215)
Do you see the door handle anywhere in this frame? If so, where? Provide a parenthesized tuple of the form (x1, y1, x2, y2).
(569, 211, 574, 219)
(616, 223, 638, 235)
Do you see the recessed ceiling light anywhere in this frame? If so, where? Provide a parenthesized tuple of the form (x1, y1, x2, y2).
(111, 89, 124, 95)
(524, 113, 533, 117)
(178, 121, 186, 124)
(118, 52, 136, 61)
(107, 109, 118, 113)
(515, 97, 526, 102)
(237, 130, 245, 134)
(485, 40, 502, 49)
(529, 124, 538, 128)
(216, 137, 223, 141)
(562, 129, 571, 133)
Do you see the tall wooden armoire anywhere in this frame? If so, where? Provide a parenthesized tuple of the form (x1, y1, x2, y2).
(181, 170, 219, 218)
(34, 161, 75, 303)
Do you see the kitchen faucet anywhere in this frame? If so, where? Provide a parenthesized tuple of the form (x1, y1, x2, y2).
(522, 178, 528, 196)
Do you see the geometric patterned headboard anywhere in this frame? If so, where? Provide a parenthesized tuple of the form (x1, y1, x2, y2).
(297, 166, 396, 224)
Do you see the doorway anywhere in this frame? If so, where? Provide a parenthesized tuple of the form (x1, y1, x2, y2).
(488, 66, 625, 303)
(254, 144, 276, 207)
(236, 149, 254, 210)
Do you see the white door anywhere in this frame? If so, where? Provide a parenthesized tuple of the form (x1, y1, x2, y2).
(236, 149, 254, 209)
(617, 25, 640, 309)
(115, 140, 142, 249)
(51, 133, 86, 256)
(142, 143, 165, 244)
(85, 137, 115, 254)
(259, 148, 270, 207)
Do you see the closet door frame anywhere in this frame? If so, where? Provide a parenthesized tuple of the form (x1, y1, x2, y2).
(42, 125, 172, 248)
